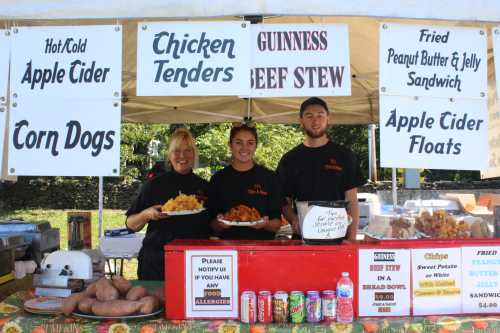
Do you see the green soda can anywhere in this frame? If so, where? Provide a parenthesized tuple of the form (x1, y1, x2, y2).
(289, 291, 306, 323)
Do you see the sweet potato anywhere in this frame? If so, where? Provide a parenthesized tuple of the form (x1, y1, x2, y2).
(84, 282, 97, 297)
(77, 297, 97, 314)
(126, 286, 148, 301)
(111, 275, 132, 295)
(91, 300, 142, 317)
(62, 292, 86, 316)
(138, 295, 161, 314)
(96, 277, 119, 301)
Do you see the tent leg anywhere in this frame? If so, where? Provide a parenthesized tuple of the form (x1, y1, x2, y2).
(392, 168, 397, 209)
(98, 176, 103, 238)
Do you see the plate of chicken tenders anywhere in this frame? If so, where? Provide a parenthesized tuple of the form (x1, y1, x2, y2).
(161, 192, 205, 216)
(219, 205, 264, 226)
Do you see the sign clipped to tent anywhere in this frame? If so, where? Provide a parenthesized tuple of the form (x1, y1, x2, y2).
(379, 96, 488, 170)
(380, 23, 487, 99)
(8, 98, 120, 176)
(8, 25, 122, 176)
(137, 21, 250, 96)
(10, 25, 122, 100)
(250, 24, 351, 97)
(0, 30, 10, 177)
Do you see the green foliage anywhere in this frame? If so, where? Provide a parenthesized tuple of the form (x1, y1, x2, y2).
(327, 125, 369, 179)
(254, 124, 303, 170)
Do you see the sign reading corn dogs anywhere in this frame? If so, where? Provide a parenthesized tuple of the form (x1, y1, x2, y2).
(358, 249, 411, 316)
(411, 248, 462, 315)
(462, 246, 500, 314)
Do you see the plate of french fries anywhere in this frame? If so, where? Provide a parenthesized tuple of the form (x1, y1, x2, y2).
(161, 193, 205, 215)
(219, 205, 264, 226)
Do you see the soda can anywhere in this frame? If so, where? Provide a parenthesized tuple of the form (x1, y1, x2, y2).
(257, 291, 273, 323)
(306, 291, 322, 323)
(321, 290, 337, 322)
(289, 291, 306, 323)
(240, 291, 256, 324)
(272, 291, 289, 323)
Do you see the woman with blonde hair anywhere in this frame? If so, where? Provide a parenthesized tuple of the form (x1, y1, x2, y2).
(126, 128, 209, 280)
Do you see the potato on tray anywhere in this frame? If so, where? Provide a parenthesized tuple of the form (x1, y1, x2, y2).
(62, 277, 163, 318)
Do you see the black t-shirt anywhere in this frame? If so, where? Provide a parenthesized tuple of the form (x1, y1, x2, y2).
(208, 164, 284, 240)
(126, 170, 210, 251)
(276, 141, 366, 202)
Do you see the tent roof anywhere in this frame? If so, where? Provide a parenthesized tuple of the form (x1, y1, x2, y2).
(1, 1, 498, 124)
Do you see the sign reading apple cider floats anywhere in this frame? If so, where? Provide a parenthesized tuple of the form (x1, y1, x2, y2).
(462, 246, 500, 314)
(137, 22, 250, 96)
(250, 24, 351, 97)
(358, 249, 411, 316)
(411, 248, 462, 315)
(379, 24, 488, 170)
(185, 250, 238, 318)
(8, 26, 122, 176)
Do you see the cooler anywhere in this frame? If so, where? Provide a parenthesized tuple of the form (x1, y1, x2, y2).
(164, 240, 358, 320)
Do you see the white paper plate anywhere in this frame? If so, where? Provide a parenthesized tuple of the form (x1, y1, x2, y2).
(72, 307, 163, 320)
(220, 218, 264, 226)
(162, 208, 205, 216)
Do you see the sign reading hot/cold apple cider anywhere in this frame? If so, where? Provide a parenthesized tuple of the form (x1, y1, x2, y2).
(462, 246, 500, 314)
(358, 249, 411, 316)
(411, 248, 462, 315)
(185, 250, 238, 318)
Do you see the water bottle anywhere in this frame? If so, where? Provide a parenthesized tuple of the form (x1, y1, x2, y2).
(336, 271, 354, 323)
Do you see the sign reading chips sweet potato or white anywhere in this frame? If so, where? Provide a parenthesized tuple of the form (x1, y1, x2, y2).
(411, 248, 462, 315)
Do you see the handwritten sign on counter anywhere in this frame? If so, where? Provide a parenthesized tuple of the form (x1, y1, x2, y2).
(302, 206, 349, 240)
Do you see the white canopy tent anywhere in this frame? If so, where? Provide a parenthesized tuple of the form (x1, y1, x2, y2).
(1, 0, 499, 234)
(1, 0, 499, 125)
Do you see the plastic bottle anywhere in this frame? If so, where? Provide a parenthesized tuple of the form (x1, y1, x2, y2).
(336, 271, 354, 323)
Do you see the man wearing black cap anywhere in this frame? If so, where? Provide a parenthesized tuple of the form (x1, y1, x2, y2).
(276, 97, 366, 242)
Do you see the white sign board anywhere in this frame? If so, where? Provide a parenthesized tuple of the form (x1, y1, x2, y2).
(137, 22, 250, 96)
(380, 23, 487, 99)
(411, 248, 462, 315)
(380, 95, 488, 170)
(8, 99, 120, 176)
(462, 246, 500, 314)
(301, 206, 349, 240)
(185, 250, 238, 318)
(10, 25, 122, 100)
(250, 24, 351, 97)
(0, 30, 9, 175)
(494, 28, 500, 108)
(358, 249, 411, 317)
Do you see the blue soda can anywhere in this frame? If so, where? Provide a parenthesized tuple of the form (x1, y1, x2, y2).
(306, 291, 322, 323)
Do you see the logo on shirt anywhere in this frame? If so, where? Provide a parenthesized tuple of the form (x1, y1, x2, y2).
(248, 184, 268, 196)
(324, 158, 343, 172)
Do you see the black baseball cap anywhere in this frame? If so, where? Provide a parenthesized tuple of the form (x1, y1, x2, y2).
(299, 97, 329, 117)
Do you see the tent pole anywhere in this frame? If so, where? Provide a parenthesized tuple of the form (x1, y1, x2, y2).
(368, 125, 372, 181)
(392, 168, 397, 209)
(370, 124, 378, 182)
(98, 176, 103, 238)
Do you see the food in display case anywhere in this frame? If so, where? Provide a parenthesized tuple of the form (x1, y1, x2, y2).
(415, 210, 491, 239)
(223, 205, 262, 222)
(161, 192, 203, 213)
(365, 214, 417, 240)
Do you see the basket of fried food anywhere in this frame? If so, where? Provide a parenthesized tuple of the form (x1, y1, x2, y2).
(161, 192, 204, 215)
(415, 210, 491, 239)
(220, 204, 264, 226)
(63, 276, 163, 319)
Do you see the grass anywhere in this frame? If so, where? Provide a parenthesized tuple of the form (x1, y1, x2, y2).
(0, 209, 140, 280)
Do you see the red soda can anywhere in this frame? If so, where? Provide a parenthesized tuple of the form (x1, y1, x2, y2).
(257, 291, 273, 323)
(240, 291, 256, 324)
(321, 290, 337, 322)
